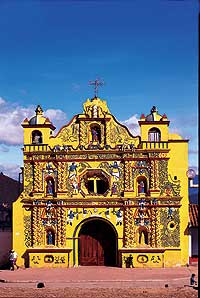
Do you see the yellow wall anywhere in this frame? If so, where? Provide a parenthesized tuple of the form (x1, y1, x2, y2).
(12, 99, 189, 268)
(168, 141, 189, 265)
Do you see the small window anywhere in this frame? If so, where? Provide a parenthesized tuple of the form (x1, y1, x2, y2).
(32, 130, 43, 144)
(148, 128, 161, 142)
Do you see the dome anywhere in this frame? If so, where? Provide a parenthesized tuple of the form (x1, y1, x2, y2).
(28, 105, 49, 125)
(29, 116, 37, 125)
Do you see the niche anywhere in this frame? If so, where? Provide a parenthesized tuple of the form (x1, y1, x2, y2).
(46, 177, 55, 196)
(46, 228, 55, 246)
(90, 124, 101, 143)
(32, 130, 43, 144)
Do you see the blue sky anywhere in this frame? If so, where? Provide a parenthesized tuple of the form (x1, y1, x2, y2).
(0, 1, 198, 179)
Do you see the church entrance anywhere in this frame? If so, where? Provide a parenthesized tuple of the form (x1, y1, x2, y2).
(78, 219, 117, 266)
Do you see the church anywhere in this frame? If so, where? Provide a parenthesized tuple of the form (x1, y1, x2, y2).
(13, 95, 189, 268)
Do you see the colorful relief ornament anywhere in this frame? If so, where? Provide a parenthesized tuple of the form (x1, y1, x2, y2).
(110, 161, 120, 180)
(113, 208, 123, 225)
(67, 209, 77, 225)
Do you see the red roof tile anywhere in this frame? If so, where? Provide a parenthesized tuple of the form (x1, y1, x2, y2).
(189, 204, 199, 227)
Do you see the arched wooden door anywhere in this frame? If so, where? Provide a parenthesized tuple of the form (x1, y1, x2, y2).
(78, 219, 117, 266)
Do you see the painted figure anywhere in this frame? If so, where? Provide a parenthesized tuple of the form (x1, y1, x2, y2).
(68, 162, 78, 178)
(115, 208, 123, 225)
(47, 180, 53, 195)
(47, 230, 54, 245)
(33, 134, 40, 144)
(110, 161, 120, 180)
(138, 181, 145, 193)
(67, 210, 76, 225)
(139, 198, 146, 209)
(111, 182, 118, 195)
(139, 211, 145, 226)
(71, 176, 79, 194)
(105, 208, 110, 219)
(83, 209, 88, 218)
(167, 207, 173, 219)
(91, 128, 98, 142)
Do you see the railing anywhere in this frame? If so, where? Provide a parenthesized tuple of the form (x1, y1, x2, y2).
(140, 141, 168, 150)
(23, 144, 49, 152)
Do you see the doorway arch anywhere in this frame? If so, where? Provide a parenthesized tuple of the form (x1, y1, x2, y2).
(78, 218, 117, 266)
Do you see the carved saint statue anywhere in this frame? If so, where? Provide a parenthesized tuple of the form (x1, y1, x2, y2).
(47, 180, 53, 195)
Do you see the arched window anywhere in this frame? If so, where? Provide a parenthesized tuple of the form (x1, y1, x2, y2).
(138, 227, 148, 245)
(90, 124, 101, 143)
(46, 177, 55, 196)
(137, 176, 147, 195)
(32, 130, 43, 144)
(46, 229, 55, 245)
(148, 128, 161, 142)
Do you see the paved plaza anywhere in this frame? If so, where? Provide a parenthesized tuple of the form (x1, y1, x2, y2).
(0, 264, 198, 289)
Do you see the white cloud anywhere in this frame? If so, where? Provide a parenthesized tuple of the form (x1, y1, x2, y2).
(121, 114, 140, 135)
(0, 99, 68, 145)
(0, 163, 21, 181)
(44, 109, 68, 131)
(0, 98, 198, 177)
(0, 97, 6, 105)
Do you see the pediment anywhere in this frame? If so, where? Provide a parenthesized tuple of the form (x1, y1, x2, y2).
(48, 98, 140, 151)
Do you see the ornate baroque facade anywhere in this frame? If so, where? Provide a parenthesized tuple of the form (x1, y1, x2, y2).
(13, 97, 189, 268)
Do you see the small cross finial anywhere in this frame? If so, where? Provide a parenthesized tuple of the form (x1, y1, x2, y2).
(88, 78, 105, 98)
(35, 105, 43, 115)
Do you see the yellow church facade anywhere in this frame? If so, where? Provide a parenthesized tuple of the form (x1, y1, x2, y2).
(13, 97, 189, 268)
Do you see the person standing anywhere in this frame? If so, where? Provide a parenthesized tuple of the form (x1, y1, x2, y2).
(9, 250, 19, 270)
(190, 273, 197, 285)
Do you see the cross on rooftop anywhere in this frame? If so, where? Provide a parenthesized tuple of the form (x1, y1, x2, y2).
(89, 78, 105, 98)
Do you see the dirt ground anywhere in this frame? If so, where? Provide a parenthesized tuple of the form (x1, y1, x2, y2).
(0, 286, 198, 298)
(0, 265, 198, 298)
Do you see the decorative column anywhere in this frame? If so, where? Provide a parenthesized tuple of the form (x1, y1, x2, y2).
(123, 207, 135, 248)
(151, 201, 161, 247)
(149, 159, 160, 197)
(79, 121, 87, 147)
(24, 163, 34, 195)
(32, 204, 43, 247)
(57, 205, 66, 247)
(57, 207, 62, 247)
(57, 162, 67, 191)
(32, 206, 38, 247)
(154, 160, 159, 190)
(37, 206, 43, 246)
(124, 161, 130, 191)
(34, 162, 43, 192)
(60, 207, 66, 246)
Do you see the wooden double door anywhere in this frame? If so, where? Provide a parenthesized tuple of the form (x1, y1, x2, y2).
(78, 219, 117, 266)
